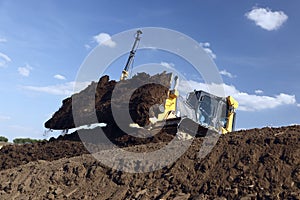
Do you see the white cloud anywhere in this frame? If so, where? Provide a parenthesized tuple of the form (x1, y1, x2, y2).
(84, 44, 91, 50)
(22, 81, 91, 96)
(199, 42, 216, 59)
(0, 37, 7, 43)
(245, 7, 288, 31)
(219, 70, 236, 78)
(178, 80, 297, 112)
(255, 89, 264, 94)
(18, 64, 33, 77)
(0, 115, 11, 121)
(93, 33, 116, 48)
(297, 104, 300, 108)
(54, 74, 66, 80)
(0, 52, 11, 68)
(160, 62, 175, 69)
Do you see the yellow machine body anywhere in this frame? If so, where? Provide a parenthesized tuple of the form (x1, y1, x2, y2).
(221, 96, 239, 134)
(157, 90, 179, 120)
(120, 70, 129, 81)
(154, 85, 239, 135)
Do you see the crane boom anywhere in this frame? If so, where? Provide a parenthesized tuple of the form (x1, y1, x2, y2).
(120, 30, 142, 80)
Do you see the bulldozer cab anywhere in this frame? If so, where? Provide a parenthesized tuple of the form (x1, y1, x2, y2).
(186, 90, 235, 133)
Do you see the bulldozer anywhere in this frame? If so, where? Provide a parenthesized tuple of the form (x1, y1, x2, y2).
(148, 75, 239, 136)
(121, 30, 238, 137)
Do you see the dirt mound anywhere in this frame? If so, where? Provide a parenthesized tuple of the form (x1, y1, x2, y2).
(1, 125, 300, 199)
(0, 140, 88, 170)
(0, 126, 175, 171)
(45, 72, 172, 130)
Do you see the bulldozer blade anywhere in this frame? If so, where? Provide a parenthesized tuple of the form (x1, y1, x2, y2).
(177, 117, 209, 137)
(151, 117, 210, 137)
(152, 117, 181, 128)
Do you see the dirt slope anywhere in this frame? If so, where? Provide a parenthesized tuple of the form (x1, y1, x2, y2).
(0, 125, 300, 199)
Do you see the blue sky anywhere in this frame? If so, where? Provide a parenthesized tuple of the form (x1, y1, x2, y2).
(0, 0, 300, 141)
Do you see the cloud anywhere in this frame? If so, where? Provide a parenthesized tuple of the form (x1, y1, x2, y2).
(199, 42, 216, 59)
(245, 7, 288, 31)
(297, 104, 300, 108)
(0, 52, 11, 68)
(0, 115, 11, 121)
(18, 64, 33, 77)
(54, 74, 66, 80)
(219, 70, 236, 78)
(84, 44, 91, 50)
(0, 37, 7, 43)
(93, 33, 116, 48)
(22, 81, 91, 96)
(255, 89, 264, 94)
(178, 80, 297, 111)
(160, 62, 175, 69)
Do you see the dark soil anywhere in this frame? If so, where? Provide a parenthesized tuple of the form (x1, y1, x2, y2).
(45, 72, 172, 130)
(0, 125, 300, 199)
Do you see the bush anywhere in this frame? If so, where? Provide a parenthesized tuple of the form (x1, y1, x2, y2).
(0, 136, 8, 142)
(13, 138, 43, 144)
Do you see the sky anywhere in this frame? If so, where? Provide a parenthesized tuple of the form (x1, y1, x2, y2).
(0, 0, 300, 141)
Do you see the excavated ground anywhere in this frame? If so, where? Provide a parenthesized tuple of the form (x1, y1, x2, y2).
(1, 73, 300, 199)
(0, 125, 300, 199)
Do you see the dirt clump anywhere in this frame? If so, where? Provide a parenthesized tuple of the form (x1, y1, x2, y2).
(45, 72, 172, 130)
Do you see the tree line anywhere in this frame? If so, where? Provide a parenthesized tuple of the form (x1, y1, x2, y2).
(0, 136, 45, 144)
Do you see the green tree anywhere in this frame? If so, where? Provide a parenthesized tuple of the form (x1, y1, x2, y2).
(13, 138, 42, 144)
(0, 136, 8, 142)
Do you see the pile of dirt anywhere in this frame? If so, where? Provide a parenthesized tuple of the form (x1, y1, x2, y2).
(0, 125, 300, 199)
(0, 140, 88, 170)
(0, 125, 176, 171)
(45, 72, 172, 130)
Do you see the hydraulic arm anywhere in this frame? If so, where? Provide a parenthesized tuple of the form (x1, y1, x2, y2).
(120, 30, 142, 80)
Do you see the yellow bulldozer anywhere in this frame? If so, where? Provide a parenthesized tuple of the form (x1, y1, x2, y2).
(148, 75, 239, 136)
(121, 30, 238, 136)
